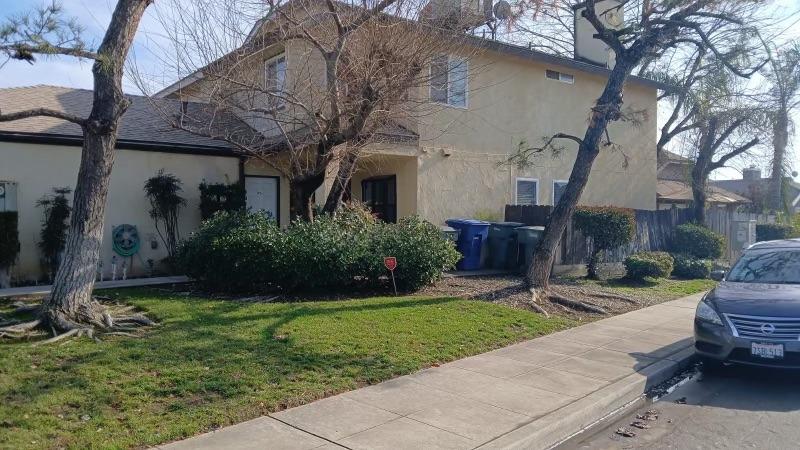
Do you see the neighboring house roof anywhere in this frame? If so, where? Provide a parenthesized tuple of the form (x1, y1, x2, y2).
(657, 180, 750, 205)
(657, 150, 692, 182)
(711, 178, 800, 207)
(0, 85, 241, 156)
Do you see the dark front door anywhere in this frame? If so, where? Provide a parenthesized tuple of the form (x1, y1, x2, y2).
(362, 175, 397, 223)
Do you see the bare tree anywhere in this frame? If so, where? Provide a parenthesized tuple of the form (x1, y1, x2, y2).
(0, 1, 155, 340)
(139, 0, 474, 220)
(763, 41, 800, 211)
(506, 0, 768, 293)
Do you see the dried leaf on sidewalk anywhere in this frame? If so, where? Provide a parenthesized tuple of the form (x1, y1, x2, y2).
(630, 421, 651, 429)
(615, 427, 637, 437)
(637, 409, 659, 421)
(675, 397, 687, 404)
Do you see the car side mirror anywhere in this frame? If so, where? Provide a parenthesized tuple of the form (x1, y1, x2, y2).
(710, 270, 726, 281)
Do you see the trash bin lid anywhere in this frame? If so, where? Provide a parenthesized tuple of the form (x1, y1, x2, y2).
(446, 218, 489, 227)
(490, 222, 524, 228)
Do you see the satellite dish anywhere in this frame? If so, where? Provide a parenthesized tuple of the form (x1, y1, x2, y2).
(493, 0, 511, 20)
(605, 9, 623, 27)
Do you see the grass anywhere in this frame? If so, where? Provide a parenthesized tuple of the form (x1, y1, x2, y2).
(0, 289, 571, 450)
(569, 276, 716, 301)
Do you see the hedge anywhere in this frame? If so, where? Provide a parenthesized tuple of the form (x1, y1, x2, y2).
(179, 207, 460, 293)
(671, 254, 712, 279)
(672, 224, 725, 259)
(573, 206, 635, 278)
(756, 223, 795, 242)
(624, 251, 674, 281)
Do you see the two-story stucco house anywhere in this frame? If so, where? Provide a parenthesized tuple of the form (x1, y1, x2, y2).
(0, 0, 664, 282)
(156, 0, 665, 227)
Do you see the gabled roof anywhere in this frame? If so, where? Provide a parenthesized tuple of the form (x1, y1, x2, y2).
(0, 85, 241, 155)
(657, 179, 750, 205)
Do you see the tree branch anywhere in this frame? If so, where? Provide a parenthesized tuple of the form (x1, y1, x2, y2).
(0, 108, 86, 126)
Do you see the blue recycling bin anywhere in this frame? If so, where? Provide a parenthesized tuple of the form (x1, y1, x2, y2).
(446, 219, 490, 270)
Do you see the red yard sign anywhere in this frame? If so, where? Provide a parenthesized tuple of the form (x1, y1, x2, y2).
(384, 257, 398, 295)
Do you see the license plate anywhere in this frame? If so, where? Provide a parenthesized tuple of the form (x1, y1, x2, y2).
(751, 342, 784, 359)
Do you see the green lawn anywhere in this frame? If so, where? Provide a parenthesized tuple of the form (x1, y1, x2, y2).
(0, 289, 571, 449)
(568, 276, 716, 301)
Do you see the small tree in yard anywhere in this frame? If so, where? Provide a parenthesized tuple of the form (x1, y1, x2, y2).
(0, 0, 155, 340)
(0, 211, 20, 289)
(573, 206, 635, 279)
(37, 187, 72, 281)
(506, 0, 768, 296)
(144, 170, 186, 259)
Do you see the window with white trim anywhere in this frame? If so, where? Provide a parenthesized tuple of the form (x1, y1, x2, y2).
(430, 54, 468, 108)
(265, 54, 287, 109)
(545, 69, 574, 84)
(515, 178, 538, 206)
(553, 180, 569, 205)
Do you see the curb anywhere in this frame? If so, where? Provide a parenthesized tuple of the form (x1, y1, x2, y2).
(476, 345, 697, 450)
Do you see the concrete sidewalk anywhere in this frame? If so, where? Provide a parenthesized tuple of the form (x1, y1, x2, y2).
(0, 276, 190, 298)
(159, 293, 703, 450)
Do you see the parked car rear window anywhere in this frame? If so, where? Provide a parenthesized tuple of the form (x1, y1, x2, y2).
(727, 249, 800, 284)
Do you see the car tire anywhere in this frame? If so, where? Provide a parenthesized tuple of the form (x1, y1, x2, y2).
(698, 356, 724, 373)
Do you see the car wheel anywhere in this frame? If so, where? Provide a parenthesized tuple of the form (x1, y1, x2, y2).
(698, 356, 724, 373)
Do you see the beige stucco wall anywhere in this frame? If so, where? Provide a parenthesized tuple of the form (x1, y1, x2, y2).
(414, 49, 658, 224)
(0, 142, 239, 282)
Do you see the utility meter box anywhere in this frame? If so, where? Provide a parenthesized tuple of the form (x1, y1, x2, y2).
(0, 181, 18, 212)
(732, 219, 756, 251)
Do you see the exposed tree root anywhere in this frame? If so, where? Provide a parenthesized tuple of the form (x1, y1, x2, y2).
(0, 297, 154, 344)
(549, 293, 608, 315)
(527, 289, 550, 317)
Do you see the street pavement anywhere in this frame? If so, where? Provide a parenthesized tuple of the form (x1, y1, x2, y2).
(159, 293, 703, 450)
(564, 365, 800, 449)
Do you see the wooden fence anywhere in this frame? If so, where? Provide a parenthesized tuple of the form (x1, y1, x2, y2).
(505, 205, 775, 265)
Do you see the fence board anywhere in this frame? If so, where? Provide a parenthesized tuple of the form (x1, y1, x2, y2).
(505, 205, 774, 265)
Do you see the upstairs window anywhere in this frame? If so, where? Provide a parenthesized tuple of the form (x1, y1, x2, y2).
(546, 69, 574, 84)
(515, 178, 538, 206)
(265, 54, 287, 109)
(430, 55, 468, 108)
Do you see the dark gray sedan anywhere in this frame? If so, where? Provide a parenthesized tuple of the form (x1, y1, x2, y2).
(695, 239, 800, 369)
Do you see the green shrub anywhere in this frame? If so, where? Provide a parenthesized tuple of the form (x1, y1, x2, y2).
(756, 223, 795, 242)
(369, 216, 461, 291)
(573, 206, 635, 279)
(178, 211, 287, 292)
(673, 224, 725, 259)
(199, 181, 246, 220)
(0, 211, 20, 270)
(624, 251, 674, 280)
(179, 206, 459, 293)
(671, 254, 712, 279)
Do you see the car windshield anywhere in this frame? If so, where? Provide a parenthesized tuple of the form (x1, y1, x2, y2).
(727, 249, 800, 284)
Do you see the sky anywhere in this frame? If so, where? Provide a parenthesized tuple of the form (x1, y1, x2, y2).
(1, 0, 800, 180)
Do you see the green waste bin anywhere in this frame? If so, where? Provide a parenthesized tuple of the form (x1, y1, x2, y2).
(440, 226, 460, 243)
(487, 222, 524, 270)
(516, 226, 545, 271)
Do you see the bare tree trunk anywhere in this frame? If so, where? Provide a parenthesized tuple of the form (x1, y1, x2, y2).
(40, 0, 151, 331)
(768, 109, 789, 211)
(526, 61, 631, 290)
(323, 150, 359, 213)
(691, 170, 708, 225)
(289, 174, 324, 221)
